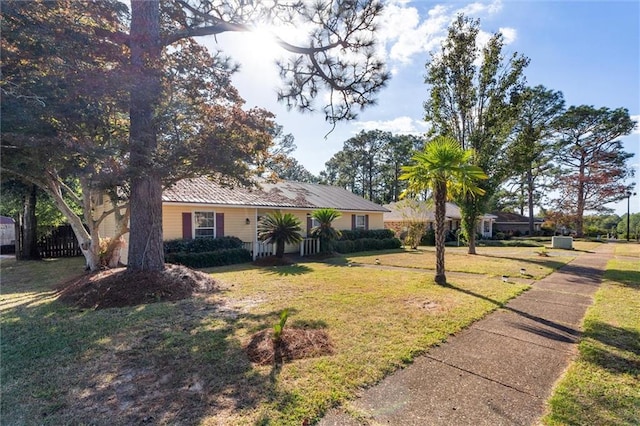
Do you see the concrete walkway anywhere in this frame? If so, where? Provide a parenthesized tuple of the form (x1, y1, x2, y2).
(319, 243, 614, 426)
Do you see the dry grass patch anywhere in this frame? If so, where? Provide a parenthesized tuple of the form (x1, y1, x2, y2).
(614, 242, 640, 258)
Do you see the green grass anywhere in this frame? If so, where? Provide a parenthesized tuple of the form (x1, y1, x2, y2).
(543, 254, 640, 425)
(1, 246, 562, 425)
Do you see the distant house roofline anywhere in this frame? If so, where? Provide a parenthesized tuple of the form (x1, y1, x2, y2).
(383, 201, 496, 222)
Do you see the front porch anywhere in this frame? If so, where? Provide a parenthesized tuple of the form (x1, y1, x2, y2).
(243, 237, 320, 260)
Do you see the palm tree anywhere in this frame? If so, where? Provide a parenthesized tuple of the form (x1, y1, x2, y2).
(258, 211, 303, 258)
(311, 208, 342, 253)
(400, 136, 487, 285)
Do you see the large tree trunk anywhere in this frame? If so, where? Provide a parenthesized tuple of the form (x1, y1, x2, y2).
(575, 156, 586, 238)
(460, 194, 478, 255)
(127, 0, 165, 271)
(19, 184, 40, 260)
(434, 181, 447, 285)
(527, 169, 535, 236)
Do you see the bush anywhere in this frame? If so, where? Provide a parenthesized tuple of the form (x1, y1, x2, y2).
(165, 248, 251, 268)
(164, 236, 244, 254)
(420, 229, 435, 246)
(338, 229, 395, 241)
(334, 237, 400, 253)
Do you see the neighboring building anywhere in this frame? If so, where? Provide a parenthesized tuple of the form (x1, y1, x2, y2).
(98, 177, 389, 263)
(0, 216, 16, 248)
(491, 211, 544, 236)
(383, 201, 495, 239)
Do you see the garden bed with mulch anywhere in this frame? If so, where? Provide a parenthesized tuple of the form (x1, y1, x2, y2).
(56, 264, 218, 310)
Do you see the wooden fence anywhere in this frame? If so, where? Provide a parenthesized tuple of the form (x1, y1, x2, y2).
(37, 225, 82, 258)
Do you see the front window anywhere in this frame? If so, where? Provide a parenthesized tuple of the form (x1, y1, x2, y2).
(195, 211, 215, 238)
(355, 215, 366, 230)
(311, 217, 321, 228)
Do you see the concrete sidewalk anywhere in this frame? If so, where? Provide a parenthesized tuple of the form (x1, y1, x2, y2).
(319, 243, 614, 426)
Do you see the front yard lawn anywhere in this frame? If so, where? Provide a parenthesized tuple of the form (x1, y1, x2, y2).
(1, 244, 567, 425)
(343, 241, 601, 279)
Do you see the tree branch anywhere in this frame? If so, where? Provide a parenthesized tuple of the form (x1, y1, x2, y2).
(94, 27, 130, 47)
(163, 22, 249, 46)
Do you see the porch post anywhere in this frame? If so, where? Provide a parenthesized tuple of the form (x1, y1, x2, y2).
(253, 208, 258, 260)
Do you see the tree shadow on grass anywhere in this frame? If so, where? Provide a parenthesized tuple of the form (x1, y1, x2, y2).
(0, 295, 301, 425)
(604, 268, 640, 289)
(583, 321, 640, 372)
(474, 253, 571, 271)
(260, 264, 313, 276)
(546, 321, 640, 426)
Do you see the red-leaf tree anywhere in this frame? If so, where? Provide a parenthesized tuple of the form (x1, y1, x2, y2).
(552, 105, 636, 237)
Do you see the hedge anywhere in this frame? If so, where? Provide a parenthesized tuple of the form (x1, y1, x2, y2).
(339, 229, 395, 241)
(165, 248, 251, 268)
(164, 236, 244, 254)
(334, 237, 401, 254)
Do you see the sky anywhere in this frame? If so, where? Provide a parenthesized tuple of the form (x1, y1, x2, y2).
(201, 0, 640, 216)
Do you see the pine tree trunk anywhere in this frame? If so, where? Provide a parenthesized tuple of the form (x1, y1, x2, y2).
(527, 169, 535, 236)
(21, 185, 40, 260)
(127, 0, 165, 271)
(434, 181, 447, 285)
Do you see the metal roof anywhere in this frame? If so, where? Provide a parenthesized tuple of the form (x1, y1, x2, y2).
(491, 211, 545, 223)
(163, 177, 389, 212)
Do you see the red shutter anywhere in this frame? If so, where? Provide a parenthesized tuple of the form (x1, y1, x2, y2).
(216, 213, 224, 237)
(307, 216, 312, 236)
(182, 213, 192, 240)
(351, 214, 356, 230)
(365, 214, 369, 230)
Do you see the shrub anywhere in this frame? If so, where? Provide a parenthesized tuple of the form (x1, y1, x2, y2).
(403, 222, 426, 249)
(420, 229, 435, 246)
(493, 232, 507, 241)
(334, 237, 400, 253)
(338, 229, 395, 241)
(164, 236, 243, 254)
(382, 238, 402, 250)
(165, 248, 251, 268)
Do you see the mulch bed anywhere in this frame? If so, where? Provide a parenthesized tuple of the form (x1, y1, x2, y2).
(245, 328, 334, 365)
(56, 264, 218, 310)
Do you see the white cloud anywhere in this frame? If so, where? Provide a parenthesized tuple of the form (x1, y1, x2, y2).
(377, 0, 514, 66)
(353, 116, 430, 134)
(458, 0, 503, 16)
(499, 27, 517, 44)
